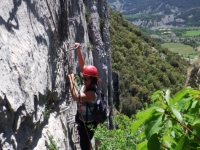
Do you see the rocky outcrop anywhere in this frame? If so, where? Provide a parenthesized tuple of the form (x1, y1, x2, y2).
(185, 58, 200, 88)
(0, 0, 111, 149)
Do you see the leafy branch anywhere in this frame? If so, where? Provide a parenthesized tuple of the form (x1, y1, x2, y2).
(131, 88, 200, 149)
(166, 110, 200, 142)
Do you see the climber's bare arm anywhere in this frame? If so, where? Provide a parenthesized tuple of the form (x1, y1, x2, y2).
(68, 74, 95, 102)
(75, 43, 85, 72)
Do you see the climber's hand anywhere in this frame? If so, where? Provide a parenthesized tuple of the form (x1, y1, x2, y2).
(74, 43, 81, 49)
(68, 74, 75, 82)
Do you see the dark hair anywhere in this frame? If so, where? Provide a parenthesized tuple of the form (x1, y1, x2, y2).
(85, 77, 100, 91)
(90, 77, 98, 85)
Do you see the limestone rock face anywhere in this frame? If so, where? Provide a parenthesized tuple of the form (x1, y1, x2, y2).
(0, 0, 111, 149)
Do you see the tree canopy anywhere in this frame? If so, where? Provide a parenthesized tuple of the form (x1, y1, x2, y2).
(109, 9, 190, 116)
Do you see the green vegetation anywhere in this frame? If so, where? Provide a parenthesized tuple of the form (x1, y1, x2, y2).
(84, 4, 90, 23)
(182, 53, 198, 59)
(44, 106, 51, 119)
(112, 0, 200, 27)
(95, 88, 200, 149)
(171, 28, 200, 37)
(123, 14, 162, 21)
(140, 28, 200, 55)
(109, 9, 190, 116)
(182, 30, 200, 37)
(47, 134, 59, 150)
(44, 100, 52, 119)
(44, 96, 56, 119)
(161, 43, 198, 58)
(161, 43, 198, 59)
(161, 43, 195, 54)
(95, 2, 200, 149)
(95, 113, 137, 150)
(132, 88, 200, 149)
(87, 42, 92, 51)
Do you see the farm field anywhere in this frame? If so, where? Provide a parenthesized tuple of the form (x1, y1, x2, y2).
(161, 43, 198, 58)
(182, 30, 200, 37)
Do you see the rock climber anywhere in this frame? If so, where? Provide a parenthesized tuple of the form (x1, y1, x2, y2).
(68, 42, 99, 150)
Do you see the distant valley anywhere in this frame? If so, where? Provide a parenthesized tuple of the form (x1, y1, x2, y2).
(108, 0, 200, 29)
(108, 0, 200, 65)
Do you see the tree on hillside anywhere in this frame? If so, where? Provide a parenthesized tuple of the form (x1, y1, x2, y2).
(109, 9, 190, 116)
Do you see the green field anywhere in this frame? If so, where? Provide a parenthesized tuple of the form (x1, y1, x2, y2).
(182, 30, 200, 37)
(161, 43, 198, 58)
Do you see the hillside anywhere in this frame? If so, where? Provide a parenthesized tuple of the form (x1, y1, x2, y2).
(108, 0, 200, 29)
(109, 9, 190, 116)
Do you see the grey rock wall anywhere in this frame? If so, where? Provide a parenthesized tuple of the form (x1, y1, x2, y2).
(0, 0, 111, 149)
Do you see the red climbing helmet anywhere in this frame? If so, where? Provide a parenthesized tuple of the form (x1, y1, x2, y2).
(82, 65, 98, 77)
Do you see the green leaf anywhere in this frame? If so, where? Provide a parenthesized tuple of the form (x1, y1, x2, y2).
(175, 135, 190, 150)
(189, 100, 200, 113)
(155, 107, 164, 113)
(151, 90, 163, 103)
(131, 120, 143, 135)
(192, 119, 200, 126)
(163, 135, 177, 148)
(191, 100, 198, 108)
(144, 113, 163, 138)
(136, 107, 156, 119)
(193, 124, 200, 136)
(136, 140, 148, 150)
(183, 114, 195, 120)
(131, 120, 144, 134)
(173, 88, 200, 106)
(147, 134, 160, 150)
(164, 89, 171, 105)
(173, 125, 183, 137)
(138, 131, 145, 141)
(187, 88, 200, 96)
(190, 141, 200, 149)
(176, 96, 193, 111)
(171, 107, 183, 123)
(173, 88, 192, 105)
(162, 119, 173, 135)
(131, 107, 156, 134)
(171, 130, 176, 138)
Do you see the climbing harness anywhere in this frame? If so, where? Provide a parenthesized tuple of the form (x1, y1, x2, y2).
(78, 90, 82, 114)
(78, 91, 94, 149)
